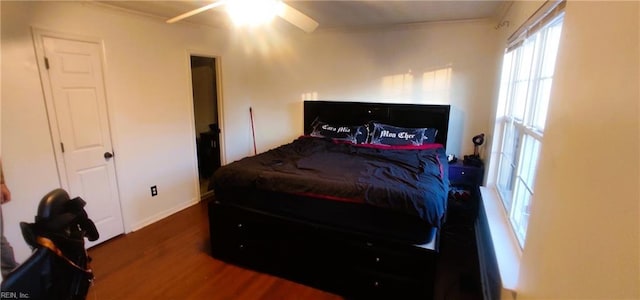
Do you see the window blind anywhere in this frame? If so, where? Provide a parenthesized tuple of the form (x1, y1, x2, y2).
(507, 0, 566, 52)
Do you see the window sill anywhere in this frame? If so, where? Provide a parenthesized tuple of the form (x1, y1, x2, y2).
(479, 186, 522, 299)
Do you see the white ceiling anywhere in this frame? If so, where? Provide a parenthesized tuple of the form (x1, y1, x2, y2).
(97, 1, 508, 32)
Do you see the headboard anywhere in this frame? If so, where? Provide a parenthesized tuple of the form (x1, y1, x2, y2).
(303, 101, 451, 147)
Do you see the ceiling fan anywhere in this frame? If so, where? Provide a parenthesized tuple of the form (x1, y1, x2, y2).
(166, 0, 319, 33)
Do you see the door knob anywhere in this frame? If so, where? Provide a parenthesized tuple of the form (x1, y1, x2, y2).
(104, 152, 114, 159)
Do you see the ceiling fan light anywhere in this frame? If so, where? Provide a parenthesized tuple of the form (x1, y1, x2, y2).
(226, 0, 281, 27)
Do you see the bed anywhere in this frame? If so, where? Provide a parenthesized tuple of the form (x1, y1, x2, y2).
(208, 101, 451, 299)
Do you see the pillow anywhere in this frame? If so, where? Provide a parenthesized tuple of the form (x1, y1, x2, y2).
(310, 121, 368, 144)
(369, 122, 438, 146)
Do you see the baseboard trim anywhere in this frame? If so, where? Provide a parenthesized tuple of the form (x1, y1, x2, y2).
(129, 198, 200, 232)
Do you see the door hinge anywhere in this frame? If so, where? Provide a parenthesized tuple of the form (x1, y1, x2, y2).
(44, 57, 50, 70)
(60, 142, 65, 153)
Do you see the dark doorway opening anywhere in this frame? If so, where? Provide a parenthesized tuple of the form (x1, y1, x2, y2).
(191, 56, 221, 198)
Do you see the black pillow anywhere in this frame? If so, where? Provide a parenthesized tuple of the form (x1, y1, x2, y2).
(310, 121, 368, 144)
(369, 122, 438, 146)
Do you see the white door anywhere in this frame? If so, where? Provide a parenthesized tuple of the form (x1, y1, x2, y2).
(40, 35, 124, 246)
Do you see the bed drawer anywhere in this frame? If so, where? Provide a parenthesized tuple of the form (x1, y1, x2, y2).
(343, 268, 433, 299)
(342, 239, 436, 278)
(209, 203, 324, 273)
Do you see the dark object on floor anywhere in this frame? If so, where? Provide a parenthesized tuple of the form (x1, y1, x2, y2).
(1, 189, 99, 300)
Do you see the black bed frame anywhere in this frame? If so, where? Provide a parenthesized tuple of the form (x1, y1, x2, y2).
(209, 101, 451, 299)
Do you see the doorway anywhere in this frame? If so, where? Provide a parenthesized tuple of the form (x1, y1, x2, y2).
(190, 56, 221, 198)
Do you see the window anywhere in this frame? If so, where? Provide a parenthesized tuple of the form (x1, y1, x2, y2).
(493, 8, 564, 247)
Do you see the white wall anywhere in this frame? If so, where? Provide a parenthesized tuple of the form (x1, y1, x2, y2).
(1, 1, 503, 263)
(242, 21, 502, 157)
(514, 1, 639, 298)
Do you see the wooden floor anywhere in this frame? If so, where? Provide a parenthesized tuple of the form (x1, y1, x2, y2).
(86, 200, 341, 300)
(86, 197, 481, 300)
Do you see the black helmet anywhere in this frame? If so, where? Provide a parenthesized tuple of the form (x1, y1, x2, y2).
(23, 189, 99, 246)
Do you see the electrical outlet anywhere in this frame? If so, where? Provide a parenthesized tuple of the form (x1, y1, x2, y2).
(151, 185, 158, 197)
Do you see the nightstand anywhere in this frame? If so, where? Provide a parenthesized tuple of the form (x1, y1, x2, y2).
(448, 160, 484, 187)
(447, 160, 484, 224)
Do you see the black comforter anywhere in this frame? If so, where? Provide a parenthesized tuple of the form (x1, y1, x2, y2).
(212, 137, 449, 227)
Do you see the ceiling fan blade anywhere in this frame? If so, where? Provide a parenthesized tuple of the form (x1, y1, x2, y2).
(277, 2, 319, 33)
(166, 0, 227, 24)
